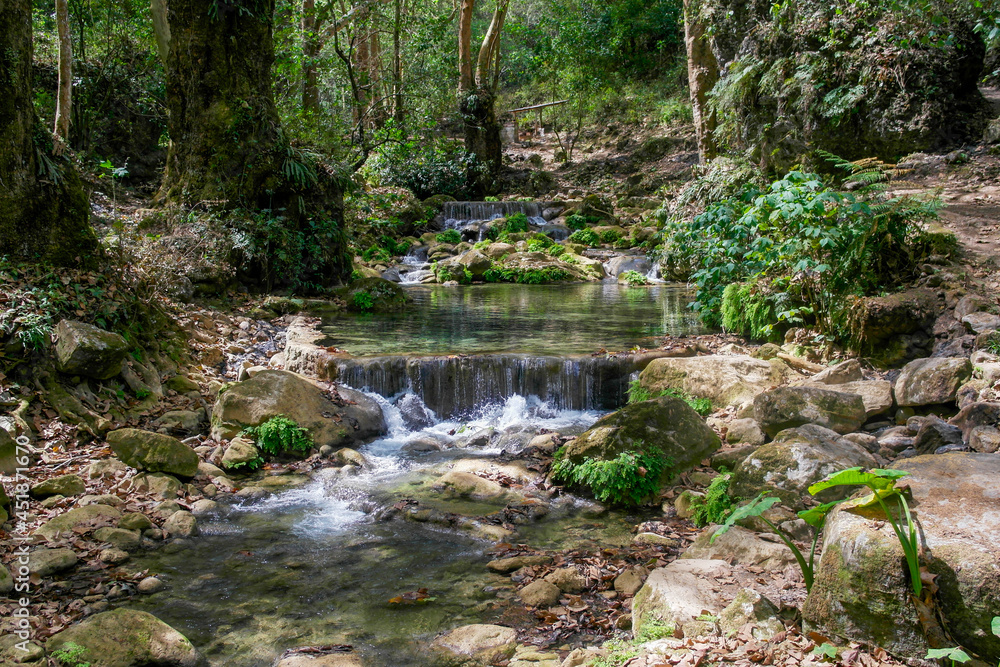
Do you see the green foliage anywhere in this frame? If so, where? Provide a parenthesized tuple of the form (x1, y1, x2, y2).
(243, 415, 313, 457)
(435, 230, 462, 245)
(483, 266, 572, 284)
(224, 456, 264, 472)
(352, 291, 376, 311)
(547, 245, 566, 257)
(565, 214, 588, 231)
(626, 380, 712, 416)
(925, 647, 971, 664)
(626, 378, 653, 403)
(690, 473, 735, 527)
(634, 618, 676, 643)
(362, 246, 392, 263)
(589, 638, 641, 667)
(599, 229, 622, 244)
(812, 643, 839, 660)
(51, 642, 91, 667)
(662, 165, 938, 339)
(567, 228, 600, 247)
(505, 213, 530, 233)
(981, 331, 1000, 355)
(620, 270, 650, 286)
(551, 448, 672, 506)
(720, 280, 803, 342)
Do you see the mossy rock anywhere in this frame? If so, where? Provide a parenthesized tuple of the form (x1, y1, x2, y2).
(752, 386, 867, 437)
(106, 428, 200, 478)
(341, 277, 410, 313)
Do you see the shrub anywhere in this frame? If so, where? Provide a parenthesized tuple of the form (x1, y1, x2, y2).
(599, 229, 622, 244)
(526, 237, 554, 252)
(362, 245, 392, 263)
(547, 245, 566, 257)
(690, 472, 735, 527)
(505, 212, 530, 233)
(483, 266, 572, 284)
(565, 214, 588, 231)
(362, 125, 486, 199)
(567, 228, 600, 247)
(242, 415, 313, 457)
(435, 229, 462, 245)
(551, 448, 671, 506)
(620, 270, 650, 286)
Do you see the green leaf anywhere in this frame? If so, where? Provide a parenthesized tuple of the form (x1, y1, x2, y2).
(807, 468, 909, 496)
(924, 647, 970, 662)
(812, 643, 838, 659)
(992, 615, 999, 638)
(711, 494, 780, 543)
(797, 500, 842, 528)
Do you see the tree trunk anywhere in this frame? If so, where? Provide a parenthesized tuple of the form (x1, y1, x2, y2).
(458, 0, 502, 190)
(684, 0, 719, 163)
(155, 0, 287, 208)
(475, 0, 508, 90)
(54, 0, 72, 147)
(458, 0, 475, 94)
(392, 0, 403, 125)
(301, 0, 321, 115)
(0, 0, 96, 266)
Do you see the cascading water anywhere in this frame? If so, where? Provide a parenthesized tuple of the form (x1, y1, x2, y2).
(441, 201, 554, 241)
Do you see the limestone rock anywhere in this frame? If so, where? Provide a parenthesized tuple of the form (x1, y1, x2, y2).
(753, 387, 866, 438)
(431, 624, 517, 666)
(949, 402, 1000, 442)
(137, 576, 165, 594)
(432, 471, 513, 501)
(561, 396, 720, 481)
(969, 425, 1000, 453)
(210, 370, 385, 448)
(131, 472, 183, 499)
(729, 425, 877, 509)
(635, 533, 679, 548)
(153, 409, 207, 435)
(162, 510, 198, 538)
(912, 417, 963, 454)
(808, 360, 863, 385)
(614, 566, 649, 596)
(962, 311, 1000, 334)
(681, 525, 796, 570)
(107, 428, 199, 478)
(519, 579, 562, 607)
(36, 504, 121, 541)
(632, 559, 733, 638)
(487, 555, 552, 574)
(87, 459, 129, 480)
(639, 355, 791, 407)
(803, 453, 1000, 662)
(221, 437, 260, 470)
(93, 527, 142, 551)
(276, 652, 364, 667)
(53, 320, 128, 380)
(440, 249, 494, 279)
(718, 589, 784, 640)
(30, 474, 86, 499)
(817, 380, 893, 418)
(46, 608, 206, 667)
(100, 548, 130, 564)
(725, 419, 766, 446)
(544, 568, 586, 594)
(27, 547, 78, 576)
(894, 357, 972, 407)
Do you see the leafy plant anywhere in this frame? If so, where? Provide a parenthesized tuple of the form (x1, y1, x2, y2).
(483, 266, 571, 284)
(352, 290, 376, 311)
(242, 415, 313, 457)
(225, 456, 265, 472)
(565, 214, 588, 231)
(51, 642, 91, 667)
(626, 380, 713, 416)
(620, 270, 650, 286)
(691, 472, 735, 527)
(599, 229, 622, 244)
(435, 229, 462, 245)
(982, 332, 1000, 356)
(547, 245, 566, 257)
(925, 647, 971, 665)
(551, 448, 671, 506)
(567, 228, 600, 247)
(505, 212, 530, 233)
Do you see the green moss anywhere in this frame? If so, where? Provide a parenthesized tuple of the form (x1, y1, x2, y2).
(567, 228, 600, 247)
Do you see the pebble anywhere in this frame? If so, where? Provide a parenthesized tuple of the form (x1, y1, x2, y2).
(137, 576, 165, 594)
(99, 548, 130, 565)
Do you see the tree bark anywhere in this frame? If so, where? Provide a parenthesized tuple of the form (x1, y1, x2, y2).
(475, 0, 508, 90)
(684, 0, 719, 162)
(0, 0, 96, 266)
(458, 0, 475, 93)
(54, 0, 73, 147)
(458, 0, 504, 189)
(301, 0, 322, 115)
(392, 0, 403, 125)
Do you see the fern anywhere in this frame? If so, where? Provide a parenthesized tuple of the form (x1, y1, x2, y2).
(552, 449, 671, 506)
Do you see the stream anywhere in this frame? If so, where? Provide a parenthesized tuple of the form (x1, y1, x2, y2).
(129, 283, 704, 665)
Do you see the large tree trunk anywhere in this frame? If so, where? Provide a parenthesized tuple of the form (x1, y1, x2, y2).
(301, 0, 322, 115)
(54, 0, 73, 148)
(155, 0, 288, 208)
(458, 0, 503, 191)
(0, 0, 96, 266)
(684, 0, 719, 163)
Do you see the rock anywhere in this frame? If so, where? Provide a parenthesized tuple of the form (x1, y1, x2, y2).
(816, 380, 893, 418)
(725, 418, 766, 446)
(276, 652, 364, 667)
(402, 437, 443, 453)
(153, 410, 207, 435)
(30, 473, 86, 499)
(955, 295, 992, 320)
(729, 425, 878, 509)
(632, 559, 734, 638)
(681, 525, 796, 570)
(333, 448, 369, 468)
(107, 429, 199, 478)
(46, 608, 206, 667)
(519, 579, 562, 607)
(443, 249, 494, 279)
(912, 416, 963, 454)
(635, 533, 679, 548)
(561, 396, 720, 481)
(100, 548, 130, 564)
(27, 547, 78, 576)
(53, 320, 128, 380)
(221, 437, 260, 470)
(487, 555, 552, 574)
(79, 493, 125, 507)
(36, 504, 121, 541)
(614, 566, 649, 596)
(803, 453, 1000, 662)
(836, 432, 879, 454)
(711, 445, 756, 472)
(87, 459, 129, 480)
(949, 402, 1000, 442)
(431, 624, 517, 666)
(808, 360, 863, 385)
(509, 646, 561, 667)
(718, 589, 784, 640)
(639, 356, 791, 407)
(196, 461, 226, 479)
(894, 357, 972, 407)
(482, 242, 515, 260)
(432, 472, 513, 501)
(115, 514, 151, 536)
(0, 563, 12, 594)
(962, 311, 1000, 334)
(544, 568, 586, 594)
(969, 425, 1000, 453)
(210, 370, 385, 448)
(162, 510, 198, 538)
(0, 428, 18, 476)
(137, 576, 166, 594)
(131, 472, 183, 499)
(190, 499, 218, 515)
(753, 387, 867, 437)
(93, 527, 142, 551)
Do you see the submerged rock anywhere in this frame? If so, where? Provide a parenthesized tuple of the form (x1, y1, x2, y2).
(431, 624, 517, 666)
(46, 609, 206, 667)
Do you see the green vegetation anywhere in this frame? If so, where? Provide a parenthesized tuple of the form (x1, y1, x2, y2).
(551, 448, 671, 506)
(565, 214, 588, 231)
(591, 618, 676, 667)
(567, 228, 600, 247)
(483, 266, 572, 284)
(434, 230, 462, 245)
(983, 332, 1000, 355)
(598, 229, 622, 244)
(626, 380, 712, 416)
(51, 643, 91, 667)
(242, 415, 314, 457)
(690, 472, 735, 528)
(620, 270, 650, 286)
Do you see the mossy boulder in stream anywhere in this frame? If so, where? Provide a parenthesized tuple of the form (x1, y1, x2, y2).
(559, 396, 721, 490)
(342, 277, 410, 312)
(107, 429, 200, 478)
(803, 453, 1000, 663)
(47, 609, 206, 667)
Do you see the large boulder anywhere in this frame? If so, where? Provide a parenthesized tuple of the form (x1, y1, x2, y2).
(30, 474, 86, 499)
(729, 425, 877, 509)
(681, 525, 796, 570)
(803, 453, 1000, 663)
(210, 370, 386, 448)
(639, 355, 791, 408)
(35, 504, 121, 541)
(893, 357, 973, 407)
(47, 609, 206, 667)
(753, 387, 867, 438)
(439, 249, 494, 280)
(431, 624, 517, 666)
(632, 559, 734, 637)
(560, 396, 721, 480)
(107, 429, 199, 478)
(53, 320, 128, 380)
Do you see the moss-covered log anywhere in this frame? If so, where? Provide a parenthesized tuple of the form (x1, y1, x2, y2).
(0, 0, 97, 266)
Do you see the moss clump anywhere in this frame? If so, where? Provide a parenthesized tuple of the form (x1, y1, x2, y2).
(435, 229, 462, 245)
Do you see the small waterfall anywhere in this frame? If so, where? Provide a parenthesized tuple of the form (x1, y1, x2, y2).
(397, 246, 433, 284)
(442, 201, 549, 239)
(333, 353, 655, 418)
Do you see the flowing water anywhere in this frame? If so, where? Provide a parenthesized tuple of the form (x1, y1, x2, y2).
(129, 282, 703, 665)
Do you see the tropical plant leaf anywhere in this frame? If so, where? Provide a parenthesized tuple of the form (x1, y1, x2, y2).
(711, 494, 780, 543)
(924, 647, 970, 662)
(807, 467, 909, 495)
(992, 615, 999, 638)
(797, 500, 842, 528)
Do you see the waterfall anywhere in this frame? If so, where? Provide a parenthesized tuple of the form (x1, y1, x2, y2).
(442, 201, 550, 240)
(333, 353, 652, 418)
